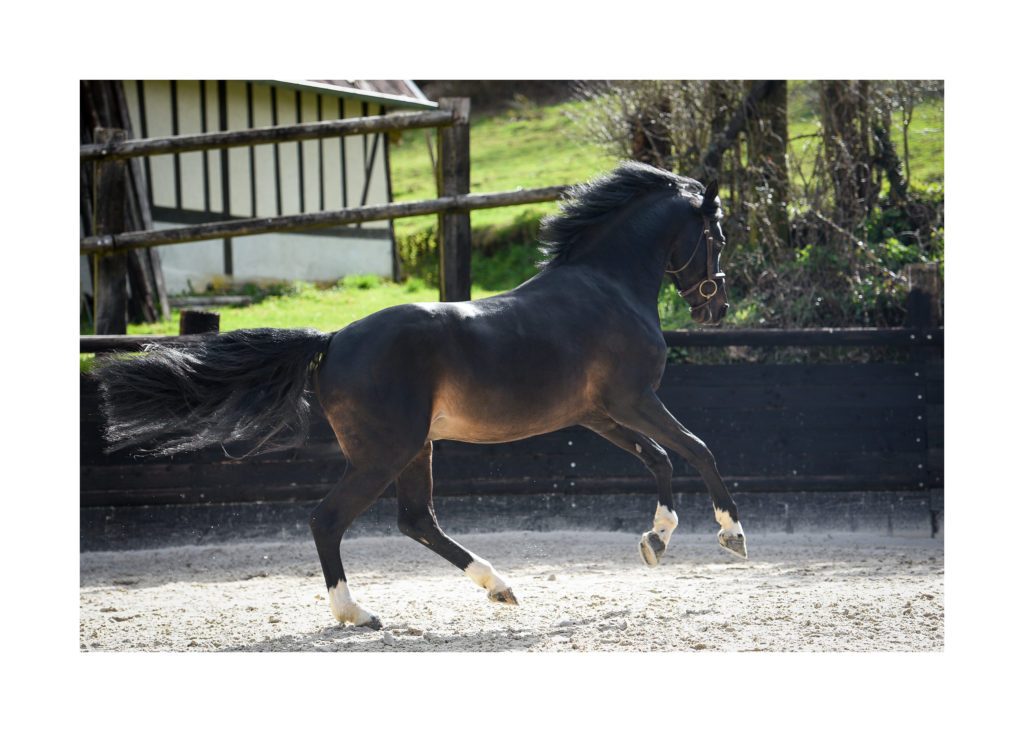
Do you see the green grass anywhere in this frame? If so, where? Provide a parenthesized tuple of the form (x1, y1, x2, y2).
(388, 99, 619, 242)
(118, 276, 506, 337)
(80, 275, 510, 371)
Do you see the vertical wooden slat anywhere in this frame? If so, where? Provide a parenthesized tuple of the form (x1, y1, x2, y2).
(383, 131, 401, 282)
(200, 80, 210, 212)
(296, 92, 305, 212)
(247, 82, 256, 217)
(135, 81, 153, 208)
(437, 97, 472, 302)
(170, 80, 182, 210)
(360, 130, 380, 207)
(218, 81, 233, 276)
(339, 97, 348, 208)
(93, 128, 128, 334)
(317, 95, 325, 211)
(271, 85, 282, 216)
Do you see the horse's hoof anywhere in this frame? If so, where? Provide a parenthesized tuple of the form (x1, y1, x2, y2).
(718, 529, 747, 559)
(639, 530, 667, 568)
(488, 588, 519, 606)
(360, 614, 384, 630)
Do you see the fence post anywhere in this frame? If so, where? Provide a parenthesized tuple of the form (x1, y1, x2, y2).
(92, 128, 129, 334)
(905, 262, 941, 330)
(437, 98, 471, 302)
(904, 261, 943, 537)
(179, 309, 220, 335)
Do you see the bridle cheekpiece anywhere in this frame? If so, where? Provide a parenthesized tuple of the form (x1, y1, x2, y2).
(665, 216, 725, 318)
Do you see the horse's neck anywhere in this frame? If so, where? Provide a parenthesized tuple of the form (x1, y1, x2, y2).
(573, 199, 681, 311)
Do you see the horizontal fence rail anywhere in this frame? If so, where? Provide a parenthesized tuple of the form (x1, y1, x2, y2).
(663, 327, 944, 347)
(80, 109, 456, 162)
(80, 186, 568, 255)
(80, 327, 944, 353)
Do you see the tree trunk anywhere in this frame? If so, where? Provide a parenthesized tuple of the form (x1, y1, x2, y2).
(746, 80, 790, 249)
(700, 80, 783, 183)
(820, 81, 875, 232)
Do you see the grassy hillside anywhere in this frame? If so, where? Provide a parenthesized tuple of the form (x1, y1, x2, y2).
(388, 98, 618, 242)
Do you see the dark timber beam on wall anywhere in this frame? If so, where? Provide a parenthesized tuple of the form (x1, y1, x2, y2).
(92, 128, 129, 335)
(437, 98, 471, 302)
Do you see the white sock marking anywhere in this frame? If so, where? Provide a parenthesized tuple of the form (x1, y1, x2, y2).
(653, 503, 679, 540)
(464, 554, 510, 594)
(715, 508, 744, 537)
(328, 580, 376, 626)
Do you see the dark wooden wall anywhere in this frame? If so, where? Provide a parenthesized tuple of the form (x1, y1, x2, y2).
(80, 359, 943, 508)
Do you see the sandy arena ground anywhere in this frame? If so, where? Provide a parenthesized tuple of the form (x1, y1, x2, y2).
(80, 529, 943, 652)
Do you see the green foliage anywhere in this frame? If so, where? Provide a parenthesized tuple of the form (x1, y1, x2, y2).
(472, 242, 543, 292)
(396, 209, 548, 290)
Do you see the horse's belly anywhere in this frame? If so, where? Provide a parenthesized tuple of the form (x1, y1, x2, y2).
(426, 382, 585, 444)
(426, 410, 570, 444)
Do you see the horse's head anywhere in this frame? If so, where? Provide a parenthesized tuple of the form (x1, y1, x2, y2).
(665, 180, 729, 325)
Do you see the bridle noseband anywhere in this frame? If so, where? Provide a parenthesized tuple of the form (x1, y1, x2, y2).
(665, 217, 725, 317)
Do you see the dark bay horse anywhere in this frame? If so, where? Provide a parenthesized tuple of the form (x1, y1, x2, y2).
(94, 162, 746, 629)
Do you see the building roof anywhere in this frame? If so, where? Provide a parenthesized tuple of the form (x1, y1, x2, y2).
(263, 79, 437, 110)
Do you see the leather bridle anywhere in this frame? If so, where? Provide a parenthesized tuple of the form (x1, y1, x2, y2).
(665, 217, 726, 318)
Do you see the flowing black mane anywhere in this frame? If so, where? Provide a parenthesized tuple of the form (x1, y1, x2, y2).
(538, 162, 708, 270)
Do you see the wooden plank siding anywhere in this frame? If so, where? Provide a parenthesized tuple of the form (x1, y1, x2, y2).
(80, 360, 943, 508)
(117, 80, 397, 292)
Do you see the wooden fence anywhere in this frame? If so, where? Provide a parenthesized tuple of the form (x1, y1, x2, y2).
(81, 97, 566, 331)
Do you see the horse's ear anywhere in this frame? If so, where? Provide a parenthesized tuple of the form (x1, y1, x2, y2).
(700, 180, 719, 214)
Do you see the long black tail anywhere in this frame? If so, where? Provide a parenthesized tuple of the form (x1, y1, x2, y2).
(92, 327, 334, 457)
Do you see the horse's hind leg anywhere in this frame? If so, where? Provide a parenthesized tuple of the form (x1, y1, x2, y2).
(308, 464, 397, 629)
(395, 442, 518, 606)
(588, 420, 677, 568)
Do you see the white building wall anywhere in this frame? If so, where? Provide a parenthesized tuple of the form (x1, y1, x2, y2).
(119, 80, 395, 294)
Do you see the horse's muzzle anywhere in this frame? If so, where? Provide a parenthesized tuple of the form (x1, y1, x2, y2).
(694, 300, 728, 326)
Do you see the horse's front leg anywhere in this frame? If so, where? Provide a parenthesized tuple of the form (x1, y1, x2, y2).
(588, 420, 678, 567)
(609, 388, 747, 559)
